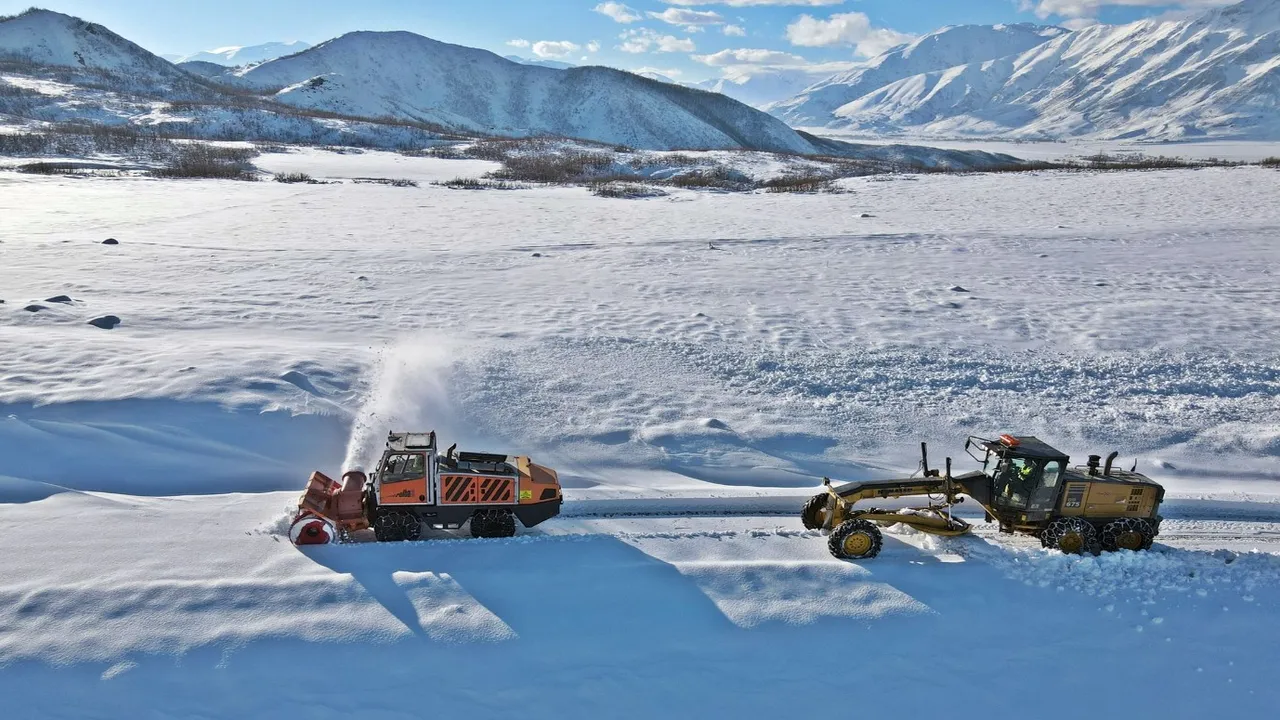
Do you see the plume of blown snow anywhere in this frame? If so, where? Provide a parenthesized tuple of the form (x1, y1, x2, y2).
(342, 337, 462, 471)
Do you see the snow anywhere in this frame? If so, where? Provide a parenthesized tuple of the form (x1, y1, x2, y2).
(800, 134, 1280, 163)
(2, 151, 1279, 716)
(0, 494, 1277, 717)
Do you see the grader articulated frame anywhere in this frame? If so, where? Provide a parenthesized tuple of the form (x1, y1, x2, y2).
(803, 445, 978, 558)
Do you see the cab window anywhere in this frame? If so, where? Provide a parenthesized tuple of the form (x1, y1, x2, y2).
(382, 453, 426, 481)
(996, 457, 1041, 508)
(1041, 460, 1062, 489)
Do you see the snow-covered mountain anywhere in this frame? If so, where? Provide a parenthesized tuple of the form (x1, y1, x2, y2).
(0, 8, 200, 93)
(234, 31, 819, 153)
(175, 41, 310, 67)
(503, 54, 575, 70)
(767, 23, 1068, 127)
(787, 0, 1280, 140)
(694, 68, 832, 110)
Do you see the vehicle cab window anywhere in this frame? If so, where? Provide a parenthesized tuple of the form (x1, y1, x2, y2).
(1041, 460, 1062, 489)
(996, 456, 1042, 508)
(381, 453, 426, 481)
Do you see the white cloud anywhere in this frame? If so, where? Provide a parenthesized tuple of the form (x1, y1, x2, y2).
(1020, 0, 1236, 19)
(662, 0, 844, 6)
(618, 28, 697, 53)
(786, 12, 916, 58)
(506, 39, 530, 48)
(693, 48, 812, 66)
(647, 8, 725, 25)
(586, 40, 602, 53)
(594, 2, 643, 23)
(722, 24, 747, 36)
(532, 40, 581, 59)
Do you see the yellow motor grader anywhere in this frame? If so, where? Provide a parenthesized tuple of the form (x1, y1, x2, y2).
(802, 435, 1165, 559)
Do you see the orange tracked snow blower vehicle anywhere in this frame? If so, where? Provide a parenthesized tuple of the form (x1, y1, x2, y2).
(290, 431, 562, 545)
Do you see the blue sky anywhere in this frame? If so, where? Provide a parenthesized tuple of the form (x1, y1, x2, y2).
(1, 0, 1240, 81)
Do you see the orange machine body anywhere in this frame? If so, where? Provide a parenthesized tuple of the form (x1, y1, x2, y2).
(293, 431, 562, 544)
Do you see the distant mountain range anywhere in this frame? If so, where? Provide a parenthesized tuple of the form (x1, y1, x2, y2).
(3, 1, 1276, 148)
(503, 55, 575, 71)
(165, 41, 310, 67)
(694, 69, 833, 111)
(766, 23, 1069, 127)
(765, 0, 1280, 141)
(0, 11, 811, 152)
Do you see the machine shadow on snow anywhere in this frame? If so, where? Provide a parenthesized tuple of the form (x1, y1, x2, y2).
(3, 531, 1277, 719)
(302, 535, 739, 644)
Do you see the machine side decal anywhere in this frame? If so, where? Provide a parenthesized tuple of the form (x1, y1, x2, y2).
(442, 475, 475, 504)
(479, 477, 515, 503)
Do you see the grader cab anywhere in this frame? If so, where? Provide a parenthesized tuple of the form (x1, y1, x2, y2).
(802, 435, 1164, 559)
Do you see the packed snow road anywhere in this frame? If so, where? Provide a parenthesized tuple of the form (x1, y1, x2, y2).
(0, 490, 1278, 719)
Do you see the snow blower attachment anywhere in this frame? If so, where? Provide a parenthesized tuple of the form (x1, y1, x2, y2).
(802, 435, 1165, 560)
(291, 431, 562, 545)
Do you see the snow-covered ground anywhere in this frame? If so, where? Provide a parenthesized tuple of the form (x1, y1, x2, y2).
(802, 134, 1280, 163)
(1, 150, 1278, 717)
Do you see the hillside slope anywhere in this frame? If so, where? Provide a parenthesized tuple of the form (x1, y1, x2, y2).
(823, 0, 1280, 140)
(767, 23, 1068, 127)
(0, 8, 204, 95)
(236, 31, 818, 153)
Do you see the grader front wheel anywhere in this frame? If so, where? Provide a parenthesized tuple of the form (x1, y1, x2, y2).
(801, 494, 831, 530)
(828, 519, 884, 560)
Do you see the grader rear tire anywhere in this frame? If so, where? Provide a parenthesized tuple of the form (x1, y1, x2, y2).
(828, 519, 883, 560)
(1102, 518, 1155, 552)
(801, 494, 831, 530)
(1043, 517, 1101, 556)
